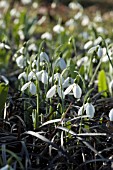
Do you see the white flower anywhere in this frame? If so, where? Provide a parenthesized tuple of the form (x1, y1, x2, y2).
(64, 83, 82, 99)
(21, 0, 32, 5)
(62, 77, 74, 88)
(84, 41, 93, 50)
(41, 32, 52, 40)
(109, 80, 113, 93)
(97, 46, 103, 57)
(56, 57, 66, 70)
(49, 73, 64, 85)
(18, 72, 27, 81)
(109, 108, 113, 121)
(41, 70, 48, 84)
(74, 11, 82, 20)
(88, 45, 99, 54)
(53, 24, 64, 34)
(28, 43, 37, 52)
(46, 85, 65, 99)
(68, 2, 83, 10)
(85, 103, 95, 118)
(21, 81, 36, 95)
(40, 52, 49, 62)
(36, 70, 48, 84)
(0, 42, 10, 50)
(65, 19, 76, 27)
(28, 71, 36, 81)
(81, 15, 90, 26)
(77, 56, 88, 67)
(16, 55, 25, 68)
(94, 36, 102, 46)
(46, 85, 57, 98)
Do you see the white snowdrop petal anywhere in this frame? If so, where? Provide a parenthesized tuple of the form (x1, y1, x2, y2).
(73, 84, 82, 98)
(86, 103, 95, 118)
(97, 46, 103, 57)
(16, 55, 24, 68)
(21, 81, 31, 91)
(40, 52, 49, 62)
(53, 24, 64, 34)
(57, 86, 65, 99)
(41, 32, 52, 40)
(41, 70, 48, 84)
(109, 108, 113, 121)
(64, 84, 74, 95)
(28, 71, 35, 81)
(18, 72, 27, 80)
(57, 58, 66, 70)
(46, 85, 57, 98)
(78, 106, 84, 116)
(36, 70, 43, 81)
(29, 82, 36, 95)
(84, 40, 93, 50)
(62, 77, 74, 88)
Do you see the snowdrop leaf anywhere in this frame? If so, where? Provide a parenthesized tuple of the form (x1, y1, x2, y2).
(46, 85, 57, 98)
(98, 70, 107, 97)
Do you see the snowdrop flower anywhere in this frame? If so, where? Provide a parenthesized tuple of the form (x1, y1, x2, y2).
(85, 103, 95, 118)
(32, 59, 38, 69)
(77, 56, 88, 67)
(56, 57, 66, 70)
(53, 24, 64, 34)
(16, 55, 25, 68)
(109, 80, 113, 94)
(0, 75, 9, 85)
(88, 45, 99, 54)
(84, 40, 93, 50)
(62, 77, 74, 88)
(21, 0, 32, 5)
(0, 42, 10, 50)
(21, 81, 36, 95)
(68, 2, 83, 11)
(81, 15, 90, 26)
(10, 8, 20, 18)
(78, 105, 87, 116)
(74, 11, 82, 20)
(97, 46, 103, 57)
(40, 51, 49, 62)
(49, 73, 64, 85)
(18, 30, 25, 40)
(41, 70, 48, 84)
(65, 19, 76, 27)
(28, 71, 36, 81)
(37, 16, 46, 25)
(46, 84, 65, 99)
(109, 108, 113, 121)
(18, 71, 27, 81)
(28, 43, 37, 52)
(94, 36, 102, 46)
(36, 70, 48, 84)
(78, 102, 95, 118)
(41, 32, 52, 41)
(64, 83, 82, 99)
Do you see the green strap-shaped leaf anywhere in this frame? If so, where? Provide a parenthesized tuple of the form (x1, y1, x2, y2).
(98, 70, 107, 97)
(0, 83, 9, 117)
